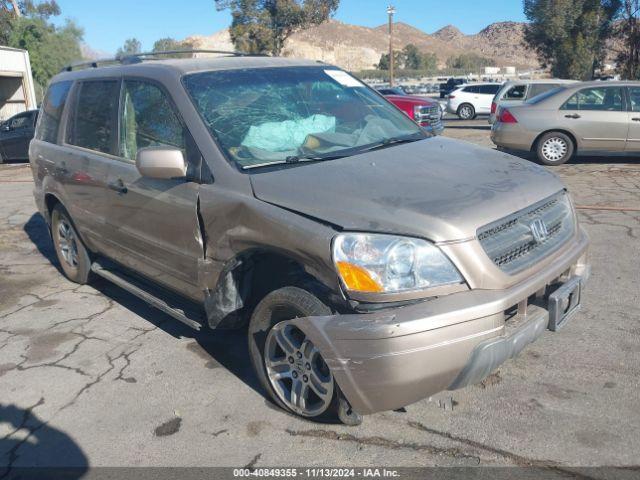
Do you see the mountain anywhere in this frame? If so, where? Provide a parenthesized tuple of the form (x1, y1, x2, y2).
(186, 19, 540, 72)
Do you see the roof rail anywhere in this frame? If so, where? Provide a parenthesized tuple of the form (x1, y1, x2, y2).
(61, 49, 260, 73)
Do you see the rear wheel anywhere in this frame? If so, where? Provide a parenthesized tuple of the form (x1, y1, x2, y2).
(536, 132, 574, 166)
(51, 204, 92, 284)
(457, 103, 475, 120)
(248, 287, 341, 421)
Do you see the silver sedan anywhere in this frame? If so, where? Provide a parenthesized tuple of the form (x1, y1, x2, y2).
(491, 81, 640, 165)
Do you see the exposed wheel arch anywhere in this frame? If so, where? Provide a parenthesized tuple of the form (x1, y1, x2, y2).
(205, 248, 341, 330)
(44, 193, 62, 225)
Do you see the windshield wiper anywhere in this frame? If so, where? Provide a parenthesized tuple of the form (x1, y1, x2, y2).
(358, 134, 426, 153)
(242, 152, 350, 170)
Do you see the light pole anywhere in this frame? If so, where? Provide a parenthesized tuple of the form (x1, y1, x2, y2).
(387, 5, 395, 87)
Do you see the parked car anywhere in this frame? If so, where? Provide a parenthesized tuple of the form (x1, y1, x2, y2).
(376, 87, 406, 96)
(379, 91, 444, 135)
(31, 54, 589, 424)
(491, 81, 640, 165)
(439, 78, 465, 98)
(489, 79, 579, 124)
(0, 109, 38, 163)
(447, 83, 502, 119)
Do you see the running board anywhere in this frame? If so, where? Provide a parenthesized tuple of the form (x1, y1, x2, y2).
(90, 262, 203, 331)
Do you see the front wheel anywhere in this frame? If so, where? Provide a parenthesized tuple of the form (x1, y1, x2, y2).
(248, 287, 341, 421)
(457, 103, 475, 120)
(536, 132, 574, 166)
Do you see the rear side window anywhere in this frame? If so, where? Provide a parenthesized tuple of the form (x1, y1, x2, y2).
(479, 84, 500, 95)
(66, 80, 120, 154)
(120, 80, 185, 161)
(36, 81, 72, 143)
(463, 85, 480, 94)
(562, 87, 624, 111)
(528, 84, 560, 99)
(504, 85, 526, 100)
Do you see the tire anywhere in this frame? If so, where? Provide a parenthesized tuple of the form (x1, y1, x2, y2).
(248, 286, 341, 422)
(51, 204, 92, 284)
(457, 103, 475, 120)
(536, 132, 574, 166)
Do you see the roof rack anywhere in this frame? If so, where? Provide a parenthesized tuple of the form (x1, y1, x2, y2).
(61, 49, 259, 73)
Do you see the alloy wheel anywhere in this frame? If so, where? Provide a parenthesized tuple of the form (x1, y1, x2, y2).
(541, 137, 568, 163)
(459, 106, 473, 119)
(56, 219, 79, 268)
(264, 320, 334, 417)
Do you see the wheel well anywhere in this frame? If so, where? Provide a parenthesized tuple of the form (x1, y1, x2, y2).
(44, 193, 61, 223)
(207, 250, 336, 330)
(457, 102, 474, 112)
(532, 129, 577, 152)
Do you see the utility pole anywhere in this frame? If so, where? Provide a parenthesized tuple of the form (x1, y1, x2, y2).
(10, 0, 22, 17)
(387, 5, 395, 86)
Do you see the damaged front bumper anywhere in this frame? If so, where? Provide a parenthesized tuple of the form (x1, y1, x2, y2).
(293, 228, 589, 415)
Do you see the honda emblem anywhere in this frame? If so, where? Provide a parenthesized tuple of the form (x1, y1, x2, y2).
(529, 218, 548, 243)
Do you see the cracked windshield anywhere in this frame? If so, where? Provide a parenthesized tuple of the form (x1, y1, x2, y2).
(183, 66, 425, 168)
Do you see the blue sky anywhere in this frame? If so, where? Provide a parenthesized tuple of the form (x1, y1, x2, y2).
(53, 0, 527, 55)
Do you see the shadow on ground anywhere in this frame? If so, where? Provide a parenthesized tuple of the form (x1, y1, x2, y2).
(0, 402, 88, 478)
(22, 213, 264, 400)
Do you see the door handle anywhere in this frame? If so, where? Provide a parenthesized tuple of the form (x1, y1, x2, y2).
(632, 118, 640, 122)
(564, 114, 581, 119)
(108, 179, 128, 194)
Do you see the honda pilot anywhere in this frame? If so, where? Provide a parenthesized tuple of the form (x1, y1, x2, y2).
(30, 53, 590, 424)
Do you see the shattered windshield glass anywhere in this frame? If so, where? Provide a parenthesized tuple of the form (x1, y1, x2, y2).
(183, 66, 426, 169)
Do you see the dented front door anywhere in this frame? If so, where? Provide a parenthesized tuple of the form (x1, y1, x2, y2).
(101, 79, 203, 300)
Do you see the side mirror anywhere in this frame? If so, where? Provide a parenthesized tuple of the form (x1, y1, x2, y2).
(136, 147, 187, 180)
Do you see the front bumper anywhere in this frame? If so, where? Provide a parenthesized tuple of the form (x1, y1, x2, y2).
(421, 121, 444, 135)
(294, 228, 589, 415)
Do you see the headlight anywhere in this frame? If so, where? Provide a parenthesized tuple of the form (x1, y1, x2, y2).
(332, 233, 463, 294)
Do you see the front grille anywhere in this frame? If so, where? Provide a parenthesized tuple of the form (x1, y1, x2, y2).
(477, 191, 575, 274)
(416, 105, 442, 126)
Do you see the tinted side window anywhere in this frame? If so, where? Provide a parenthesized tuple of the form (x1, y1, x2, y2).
(527, 84, 559, 99)
(479, 84, 500, 95)
(67, 80, 120, 154)
(562, 87, 624, 111)
(120, 80, 185, 161)
(505, 85, 526, 99)
(10, 113, 31, 129)
(464, 86, 479, 94)
(36, 81, 72, 143)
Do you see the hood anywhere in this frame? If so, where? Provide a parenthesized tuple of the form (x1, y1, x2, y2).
(249, 137, 565, 242)
(386, 94, 438, 106)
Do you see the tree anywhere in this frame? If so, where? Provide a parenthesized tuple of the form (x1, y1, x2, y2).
(0, 0, 59, 43)
(9, 17, 82, 95)
(152, 37, 196, 58)
(402, 44, 422, 69)
(116, 37, 142, 58)
(446, 53, 494, 71)
(524, 0, 620, 80)
(215, 0, 339, 55)
(377, 50, 403, 70)
(612, 0, 640, 79)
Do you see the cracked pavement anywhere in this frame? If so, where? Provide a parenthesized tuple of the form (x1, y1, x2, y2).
(1, 121, 639, 472)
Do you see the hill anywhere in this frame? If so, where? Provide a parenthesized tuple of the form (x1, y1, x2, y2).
(186, 19, 540, 72)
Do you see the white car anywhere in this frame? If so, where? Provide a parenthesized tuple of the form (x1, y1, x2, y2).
(488, 79, 579, 124)
(446, 83, 502, 119)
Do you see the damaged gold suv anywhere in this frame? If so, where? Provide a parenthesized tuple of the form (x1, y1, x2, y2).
(30, 52, 590, 425)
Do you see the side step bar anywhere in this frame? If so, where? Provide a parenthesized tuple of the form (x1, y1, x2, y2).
(91, 262, 203, 331)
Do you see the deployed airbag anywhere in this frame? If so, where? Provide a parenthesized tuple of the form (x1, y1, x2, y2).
(241, 114, 336, 152)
